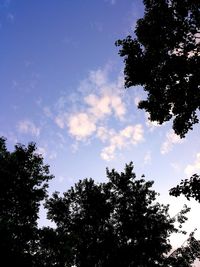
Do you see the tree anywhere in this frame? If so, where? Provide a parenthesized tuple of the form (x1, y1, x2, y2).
(1, 135, 199, 266)
(166, 230, 200, 267)
(169, 175, 200, 266)
(45, 162, 190, 267)
(170, 173, 200, 202)
(116, 0, 200, 137)
(0, 137, 53, 266)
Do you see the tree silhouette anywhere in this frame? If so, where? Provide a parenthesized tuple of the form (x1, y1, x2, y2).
(170, 173, 200, 202)
(45, 162, 190, 267)
(169, 174, 200, 265)
(0, 137, 53, 266)
(1, 137, 199, 266)
(116, 0, 200, 137)
(166, 230, 200, 267)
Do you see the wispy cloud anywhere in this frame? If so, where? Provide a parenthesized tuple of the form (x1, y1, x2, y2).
(55, 113, 68, 129)
(161, 130, 183, 155)
(185, 153, 200, 177)
(99, 124, 144, 161)
(17, 120, 40, 137)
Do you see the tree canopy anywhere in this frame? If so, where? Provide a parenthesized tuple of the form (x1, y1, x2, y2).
(0, 137, 200, 266)
(45, 162, 192, 267)
(0, 137, 53, 266)
(116, 0, 200, 137)
(170, 173, 200, 202)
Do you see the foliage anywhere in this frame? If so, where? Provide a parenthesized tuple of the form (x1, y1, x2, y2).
(116, 0, 200, 137)
(1, 136, 199, 266)
(45, 162, 189, 267)
(169, 174, 200, 266)
(0, 137, 53, 266)
(170, 173, 200, 202)
(166, 230, 200, 267)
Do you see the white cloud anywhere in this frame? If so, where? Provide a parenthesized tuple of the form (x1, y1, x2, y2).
(101, 145, 115, 161)
(100, 124, 144, 161)
(85, 94, 112, 119)
(85, 93, 126, 120)
(184, 153, 200, 177)
(68, 112, 96, 140)
(17, 120, 40, 137)
(54, 67, 126, 142)
(96, 126, 114, 142)
(161, 130, 183, 155)
(52, 66, 143, 159)
(111, 95, 126, 119)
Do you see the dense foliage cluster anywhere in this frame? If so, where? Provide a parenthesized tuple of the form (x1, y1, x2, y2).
(0, 137, 53, 266)
(116, 0, 200, 137)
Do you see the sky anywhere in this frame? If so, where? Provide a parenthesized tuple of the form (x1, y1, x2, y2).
(1, 0, 200, 249)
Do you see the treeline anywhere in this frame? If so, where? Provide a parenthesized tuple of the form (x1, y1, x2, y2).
(0, 137, 200, 267)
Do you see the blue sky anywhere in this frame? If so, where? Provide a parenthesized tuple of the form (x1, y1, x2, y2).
(1, 0, 200, 247)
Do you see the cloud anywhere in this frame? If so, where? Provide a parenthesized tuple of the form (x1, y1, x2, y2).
(55, 113, 68, 129)
(161, 130, 183, 155)
(51, 66, 144, 160)
(54, 67, 126, 141)
(100, 124, 144, 161)
(85, 93, 126, 120)
(17, 120, 40, 137)
(85, 94, 112, 118)
(184, 153, 200, 177)
(68, 112, 96, 140)
(97, 126, 114, 142)
(89, 69, 107, 86)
